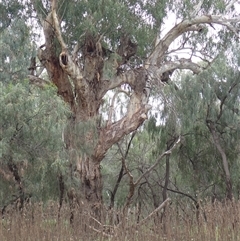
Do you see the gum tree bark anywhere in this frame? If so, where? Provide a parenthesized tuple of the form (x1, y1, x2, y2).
(36, 1, 150, 216)
(30, 0, 239, 216)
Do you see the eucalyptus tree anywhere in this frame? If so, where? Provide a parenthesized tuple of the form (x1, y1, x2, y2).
(0, 8, 68, 211)
(0, 16, 32, 83)
(201, 51, 240, 200)
(174, 48, 240, 201)
(0, 81, 68, 213)
(5, 0, 240, 214)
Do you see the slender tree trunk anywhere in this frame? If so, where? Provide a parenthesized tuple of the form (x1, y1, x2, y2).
(162, 155, 170, 202)
(160, 153, 170, 231)
(109, 164, 124, 209)
(161, 139, 173, 230)
(207, 121, 233, 200)
(58, 173, 65, 220)
(162, 137, 178, 202)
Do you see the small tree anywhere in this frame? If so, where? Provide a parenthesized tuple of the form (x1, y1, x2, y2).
(0, 11, 68, 211)
(0, 81, 68, 212)
(174, 49, 240, 201)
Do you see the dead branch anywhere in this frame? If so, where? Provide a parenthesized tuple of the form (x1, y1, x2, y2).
(116, 136, 180, 214)
(109, 132, 136, 209)
(155, 59, 202, 80)
(158, 184, 198, 204)
(118, 143, 135, 213)
(137, 198, 171, 226)
(88, 213, 115, 237)
(88, 225, 112, 238)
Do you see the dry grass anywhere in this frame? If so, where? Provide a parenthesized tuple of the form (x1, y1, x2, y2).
(1, 200, 240, 241)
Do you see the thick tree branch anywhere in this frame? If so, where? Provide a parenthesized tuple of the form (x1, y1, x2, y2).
(36, 7, 76, 110)
(146, 15, 240, 68)
(153, 58, 203, 81)
(51, 0, 67, 51)
(107, 69, 137, 90)
(51, 0, 85, 101)
(51, 1, 85, 89)
(94, 67, 151, 160)
(95, 104, 151, 161)
(98, 69, 138, 102)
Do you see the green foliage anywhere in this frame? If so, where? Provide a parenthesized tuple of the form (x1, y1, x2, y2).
(0, 81, 69, 206)
(0, 18, 32, 83)
(0, 0, 24, 32)
(102, 46, 240, 207)
(31, 0, 168, 58)
(171, 48, 240, 199)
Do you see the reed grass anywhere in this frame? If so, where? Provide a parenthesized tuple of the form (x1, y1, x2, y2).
(1, 200, 239, 241)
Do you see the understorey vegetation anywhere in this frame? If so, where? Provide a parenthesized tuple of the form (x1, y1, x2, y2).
(1, 200, 240, 241)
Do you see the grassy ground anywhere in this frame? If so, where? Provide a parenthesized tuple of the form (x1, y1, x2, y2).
(0, 200, 239, 241)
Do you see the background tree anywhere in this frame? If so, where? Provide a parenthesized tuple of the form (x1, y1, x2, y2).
(168, 46, 240, 203)
(0, 81, 68, 213)
(0, 9, 69, 213)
